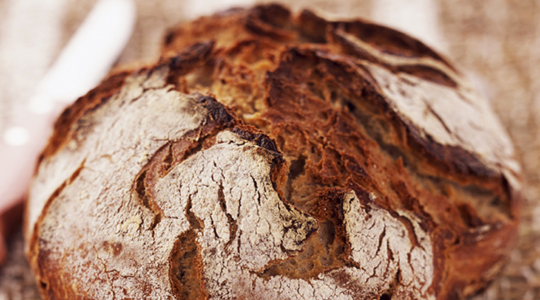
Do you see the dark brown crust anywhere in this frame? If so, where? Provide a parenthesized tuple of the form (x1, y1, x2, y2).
(331, 20, 456, 70)
(296, 9, 457, 71)
(160, 4, 519, 299)
(163, 41, 216, 85)
(29, 3, 520, 300)
(245, 4, 296, 41)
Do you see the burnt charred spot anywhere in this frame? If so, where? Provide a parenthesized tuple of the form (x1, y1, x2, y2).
(231, 125, 279, 153)
(166, 41, 215, 69)
(245, 4, 295, 41)
(163, 41, 216, 84)
(252, 3, 291, 29)
(296, 9, 328, 43)
(195, 94, 236, 127)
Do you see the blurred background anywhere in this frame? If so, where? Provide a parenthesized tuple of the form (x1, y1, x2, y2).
(0, 0, 539, 299)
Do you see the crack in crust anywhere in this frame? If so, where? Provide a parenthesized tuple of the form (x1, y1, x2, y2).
(169, 195, 207, 300)
(341, 190, 434, 299)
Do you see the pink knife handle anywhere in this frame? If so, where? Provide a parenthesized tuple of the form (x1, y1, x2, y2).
(0, 0, 136, 265)
(0, 109, 54, 207)
(0, 102, 65, 263)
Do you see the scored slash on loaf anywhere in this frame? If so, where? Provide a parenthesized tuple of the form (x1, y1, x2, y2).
(25, 4, 520, 300)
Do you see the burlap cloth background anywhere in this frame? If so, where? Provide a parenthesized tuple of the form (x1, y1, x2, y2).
(0, 0, 538, 299)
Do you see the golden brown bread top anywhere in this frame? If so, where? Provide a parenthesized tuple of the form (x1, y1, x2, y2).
(26, 4, 520, 300)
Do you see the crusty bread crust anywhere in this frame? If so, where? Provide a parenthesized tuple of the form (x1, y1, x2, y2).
(25, 4, 520, 300)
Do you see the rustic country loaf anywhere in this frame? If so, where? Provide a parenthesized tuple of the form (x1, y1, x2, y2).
(25, 4, 521, 300)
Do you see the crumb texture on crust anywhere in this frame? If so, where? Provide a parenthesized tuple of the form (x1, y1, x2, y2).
(26, 4, 520, 300)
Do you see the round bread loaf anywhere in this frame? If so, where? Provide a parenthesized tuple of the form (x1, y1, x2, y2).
(25, 4, 521, 300)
